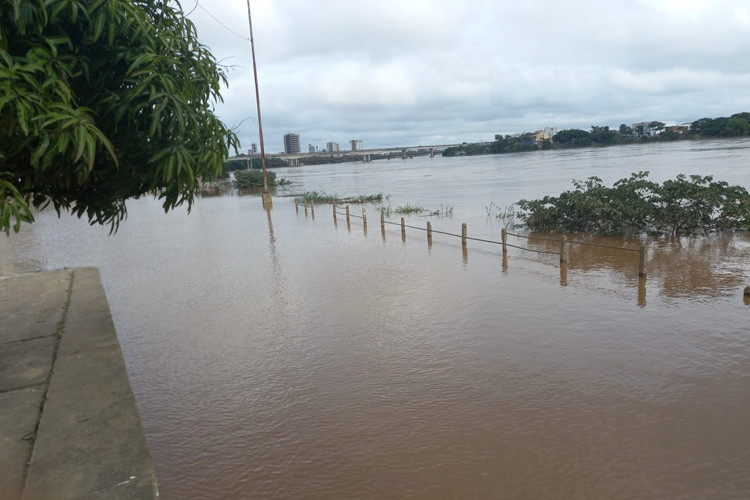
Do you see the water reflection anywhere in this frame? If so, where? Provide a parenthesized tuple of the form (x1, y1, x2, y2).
(649, 234, 750, 299)
(263, 204, 289, 314)
(638, 277, 647, 307)
(560, 262, 568, 287)
(501, 231, 749, 300)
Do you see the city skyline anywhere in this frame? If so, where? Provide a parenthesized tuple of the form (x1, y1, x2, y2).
(186, 0, 750, 153)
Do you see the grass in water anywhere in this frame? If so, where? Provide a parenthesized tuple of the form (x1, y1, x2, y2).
(380, 204, 425, 216)
(395, 203, 425, 214)
(295, 191, 384, 205)
(381, 203, 453, 217)
(486, 202, 517, 228)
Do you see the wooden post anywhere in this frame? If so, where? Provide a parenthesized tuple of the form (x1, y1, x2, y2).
(745, 285, 750, 297)
(310, 200, 315, 217)
(333, 203, 337, 222)
(560, 235, 568, 264)
(295, 198, 299, 213)
(401, 217, 406, 236)
(362, 207, 367, 228)
(427, 221, 432, 239)
(639, 245, 647, 277)
(304, 201, 308, 216)
(380, 211, 385, 230)
(346, 205, 350, 223)
(462, 223, 467, 246)
(501, 228, 507, 254)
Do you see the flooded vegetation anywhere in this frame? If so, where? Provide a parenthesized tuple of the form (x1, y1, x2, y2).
(1, 139, 749, 498)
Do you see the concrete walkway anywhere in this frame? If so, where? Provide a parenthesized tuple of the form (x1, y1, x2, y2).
(0, 268, 158, 499)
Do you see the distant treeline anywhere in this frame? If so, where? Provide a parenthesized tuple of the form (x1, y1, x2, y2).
(223, 157, 287, 173)
(444, 111, 750, 157)
(222, 155, 381, 172)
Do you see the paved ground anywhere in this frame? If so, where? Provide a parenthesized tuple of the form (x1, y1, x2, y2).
(0, 268, 158, 499)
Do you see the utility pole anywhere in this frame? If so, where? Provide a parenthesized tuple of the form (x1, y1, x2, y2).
(246, 0, 272, 207)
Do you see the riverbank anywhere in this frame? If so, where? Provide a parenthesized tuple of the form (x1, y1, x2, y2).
(0, 268, 158, 499)
(442, 131, 750, 157)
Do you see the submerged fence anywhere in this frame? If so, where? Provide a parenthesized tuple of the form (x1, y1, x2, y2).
(294, 199, 648, 278)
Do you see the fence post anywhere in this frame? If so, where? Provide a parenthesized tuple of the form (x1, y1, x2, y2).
(346, 205, 350, 224)
(401, 217, 406, 237)
(462, 223, 467, 246)
(380, 212, 385, 230)
(501, 228, 507, 254)
(310, 200, 315, 217)
(304, 201, 308, 216)
(333, 203, 337, 222)
(560, 235, 568, 264)
(295, 198, 299, 213)
(362, 207, 367, 228)
(639, 245, 647, 277)
(427, 221, 432, 240)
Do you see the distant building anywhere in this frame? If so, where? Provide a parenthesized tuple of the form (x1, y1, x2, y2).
(249, 143, 257, 155)
(350, 139, 363, 151)
(665, 125, 689, 135)
(327, 141, 340, 152)
(631, 121, 672, 137)
(308, 144, 319, 153)
(531, 130, 551, 145)
(283, 133, 300, 154)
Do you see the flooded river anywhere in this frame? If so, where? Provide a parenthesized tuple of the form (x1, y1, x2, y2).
(2, 139, 749, 498)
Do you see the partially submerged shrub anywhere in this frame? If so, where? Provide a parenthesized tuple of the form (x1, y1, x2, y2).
(517, 172, 750, 235)
(234, 169, 277, 188)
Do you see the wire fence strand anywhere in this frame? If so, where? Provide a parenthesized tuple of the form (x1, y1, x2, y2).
(567, 239, 641, 252)
(506, 232, 560, 243)
(508, 231, 640, 252)
(323, 205, 639, 262)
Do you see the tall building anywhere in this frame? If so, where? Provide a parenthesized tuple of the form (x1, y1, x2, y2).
(250, 143, 257, 155)
(283, 133, 300, 154)
(326, 141, 340, 152)
(308, 144, 319, 153)
(350, 139, 363, 151)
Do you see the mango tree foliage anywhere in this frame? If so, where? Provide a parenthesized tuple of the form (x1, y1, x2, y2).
(0, 0, 239, 233)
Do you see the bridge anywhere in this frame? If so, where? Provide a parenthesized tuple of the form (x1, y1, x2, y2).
(234, 143, 462, 166)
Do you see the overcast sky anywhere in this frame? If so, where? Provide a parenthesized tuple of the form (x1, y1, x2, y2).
(184, 0, 750, 152)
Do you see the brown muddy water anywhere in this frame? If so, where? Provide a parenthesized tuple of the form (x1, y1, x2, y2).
(2, 139, 750, 498)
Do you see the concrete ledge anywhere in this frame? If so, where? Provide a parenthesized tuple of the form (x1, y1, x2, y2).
(0, 268, 158, 499)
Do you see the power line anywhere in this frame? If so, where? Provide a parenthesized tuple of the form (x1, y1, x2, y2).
(185, 0, 198, 16)
(191, 1, 250, 42)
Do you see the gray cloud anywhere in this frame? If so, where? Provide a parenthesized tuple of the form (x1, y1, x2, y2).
(185, 0, 750, 151)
